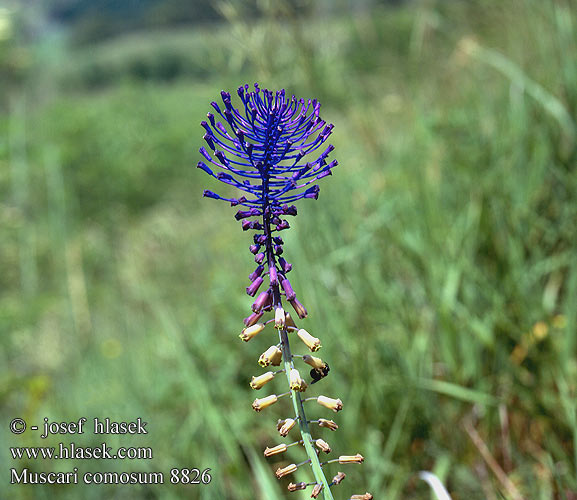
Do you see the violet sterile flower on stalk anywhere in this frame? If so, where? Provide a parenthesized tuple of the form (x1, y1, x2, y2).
(199, 83, 371, 500)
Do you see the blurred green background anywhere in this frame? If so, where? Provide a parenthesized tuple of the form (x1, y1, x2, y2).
(1, 0, 576, 499)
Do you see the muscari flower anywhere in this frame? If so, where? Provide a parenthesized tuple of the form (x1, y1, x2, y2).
(250, 371, 275, 390)
(275, 463, 298, 479)
(318, 418, 339, 431)
(252, 394, 278, 412)
(317, 395, 343, 412)
(277, 418, 296, 437)
(288, 482, 307, 492)
(200, 85, 367, 497)
(311, 483, 324, 498)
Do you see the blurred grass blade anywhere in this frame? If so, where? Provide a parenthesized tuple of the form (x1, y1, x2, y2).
(463, 39, 576, 145)
(418, 471, 452, 500)
(417, 378, 497, 406)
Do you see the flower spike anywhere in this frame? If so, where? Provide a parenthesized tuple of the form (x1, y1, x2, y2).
(201, 84, 367, 499)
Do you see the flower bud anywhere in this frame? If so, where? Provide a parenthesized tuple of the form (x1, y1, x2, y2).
(259, 346, 282, 367)
(297, 329, 321, 351)
(252, 394, 278, 412)
(317, 395, 343, 412)
(250, 371, 274, 390)
(318, 419, 339, 431)
(315, 438, 331, 453)
(264, 443, 287, 457)
(278, 418, 296, 437)
(239, 323, 265, 342)
(255, 252, 265, 264)
(288, 482, 307, 491)
(275, 463, 297, 479)
(311, 484, 323, 498)
(332, 472, 346, 485)
(350, 494, 373, 500)
(338, 453, 364, 464)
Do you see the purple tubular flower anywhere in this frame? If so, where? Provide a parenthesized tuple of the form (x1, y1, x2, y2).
(280, 277, 296, 301)
(249, 265, 264, 282)
(269, 266, 278, 286)
(278, 257, 292, 273)
(246, 276, 264, 297)
(252, 290, 271, 313)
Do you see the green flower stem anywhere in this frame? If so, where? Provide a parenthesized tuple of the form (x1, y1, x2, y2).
(279, 326, 334, 500)
(262, 180, 333, 500)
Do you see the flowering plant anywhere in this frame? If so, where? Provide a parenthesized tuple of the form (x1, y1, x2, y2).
(199, 83, 371, 500)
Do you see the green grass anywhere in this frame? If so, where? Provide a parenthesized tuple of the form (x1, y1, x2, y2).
(1, 0, 576, 498)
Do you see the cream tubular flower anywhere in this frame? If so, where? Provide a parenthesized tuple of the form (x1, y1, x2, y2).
(338, 453, 364, 464)
(289, 368, 307, 392)
(288, 482, 307, 491)
(275, 463, 297, 479)
(250, 371, 274, 390)
(311, 484, 323, 498)
(317, 395, 343, 412)
(302, 354, 326, 370)
(275, 306, 286, 329)
(252, 394, 278, 412)
(239, 323, 265, 342)
(315, 438, 331, 454)
(285, 311, 297, 329)
(278, 418, 296, 437)
(296, 329, 321, 351)
(332, 472, 346, 485)
(263, 443, 287, 457)
(318, 418, 339, 430)
(259, 346, 282, 367)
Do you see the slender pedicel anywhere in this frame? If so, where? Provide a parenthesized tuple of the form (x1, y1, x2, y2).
(200, 84, 370, 499)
